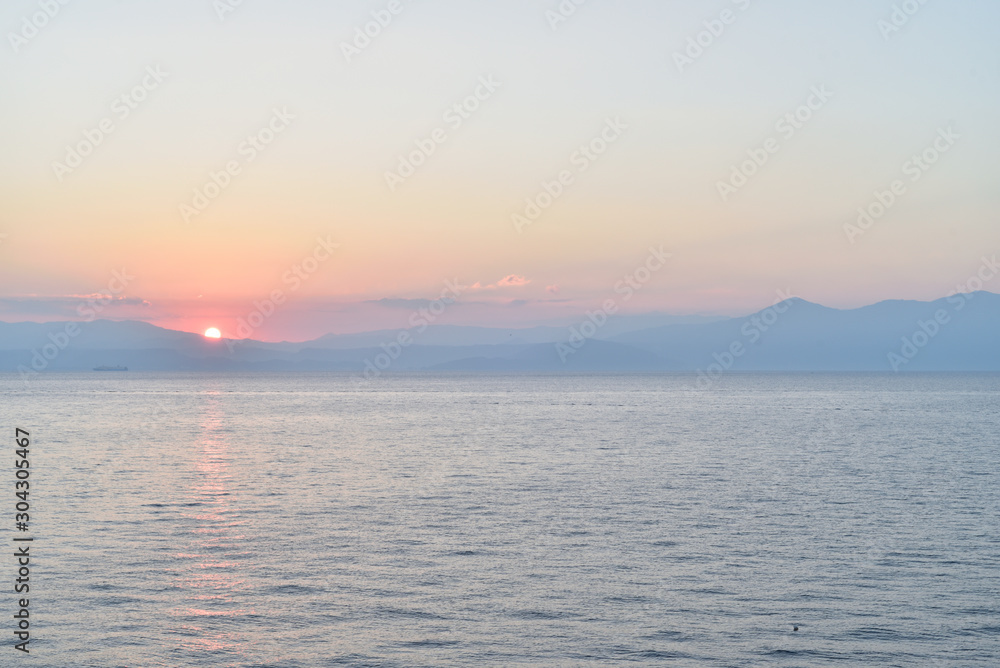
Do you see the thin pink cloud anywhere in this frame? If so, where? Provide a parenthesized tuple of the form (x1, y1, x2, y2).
(469, 275, 532, 290)
(496, 275, 531, 288)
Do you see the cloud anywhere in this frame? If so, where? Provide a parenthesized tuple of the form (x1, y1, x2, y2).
(470, 275, 533, 290)
(546, 285, 560, 295)
(0, 295, 153, 320)
(497, 274, 531, 287)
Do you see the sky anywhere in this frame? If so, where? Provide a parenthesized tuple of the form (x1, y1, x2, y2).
(0, 0, 998, 341)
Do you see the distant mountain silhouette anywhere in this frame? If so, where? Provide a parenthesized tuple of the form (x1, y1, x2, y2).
(1, 293, 998, 373)
(611, 294, 1000, 371)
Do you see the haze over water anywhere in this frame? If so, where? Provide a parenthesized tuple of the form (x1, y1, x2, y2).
(6, 372, 999, 666)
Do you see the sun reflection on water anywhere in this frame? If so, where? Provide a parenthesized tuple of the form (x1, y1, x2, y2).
(168, 390, 257, 661)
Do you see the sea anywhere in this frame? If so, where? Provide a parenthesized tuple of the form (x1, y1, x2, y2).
(2, 372, 998, 667)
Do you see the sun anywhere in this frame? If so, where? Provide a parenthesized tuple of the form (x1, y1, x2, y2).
(204, 327, 222, 339)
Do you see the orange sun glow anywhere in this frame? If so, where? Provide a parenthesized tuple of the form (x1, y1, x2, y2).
(204, 328, 222, 339)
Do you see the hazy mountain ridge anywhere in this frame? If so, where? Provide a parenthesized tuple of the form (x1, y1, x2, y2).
(1, 293, 997, 373)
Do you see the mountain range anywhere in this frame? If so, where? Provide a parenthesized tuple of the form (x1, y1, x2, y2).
(1, 293, 998, 375)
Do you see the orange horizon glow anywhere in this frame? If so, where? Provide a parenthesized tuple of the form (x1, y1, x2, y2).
(1, 3, 997, 341)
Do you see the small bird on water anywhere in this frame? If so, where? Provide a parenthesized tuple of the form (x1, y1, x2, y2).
(793, 626, 799, 632)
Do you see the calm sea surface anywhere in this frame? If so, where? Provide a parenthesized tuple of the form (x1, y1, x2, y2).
(2, 373, 999, 667)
